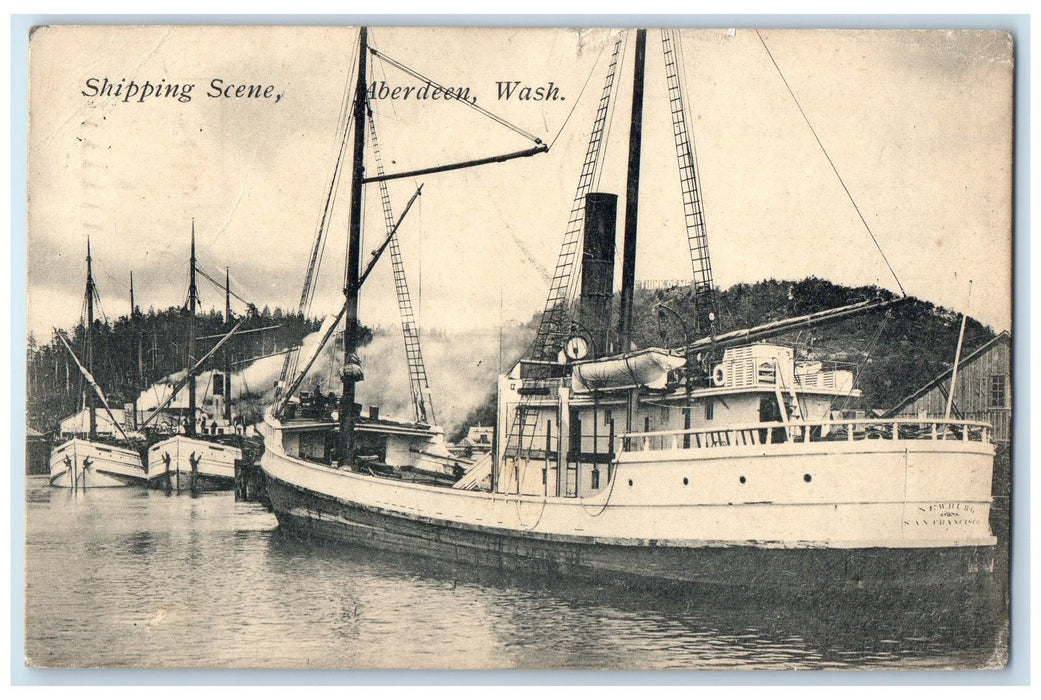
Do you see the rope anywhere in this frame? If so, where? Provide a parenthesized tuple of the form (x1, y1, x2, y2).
(580, 462, 619, 517)
(837, 308, 892, 412)
(594, 32, 626, 194)
(512, 484, 548, 530)
(755, 30, 906, 297)
(95, 291, 109, 325)
(369, 47, 543, 145)
(196, 266, 250, 310)
(548, 35, 610, 151)
(308, 56, 355, 316)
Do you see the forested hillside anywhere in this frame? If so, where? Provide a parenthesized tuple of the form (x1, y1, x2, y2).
(449, 277, 997, 441)
(26, 306, 320, 433)
(27, 276, 998, 441)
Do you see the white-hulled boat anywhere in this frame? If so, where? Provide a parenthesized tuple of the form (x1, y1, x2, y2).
(260, 28, 997, 590)
(49, 437, 146, 489)
(146, 434, 242, 491)
(141, 228, 246, 491)
(49, 241, 147, 489)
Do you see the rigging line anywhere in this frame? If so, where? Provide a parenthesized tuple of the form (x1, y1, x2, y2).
(337, 39, 360, 136)
(319, 109, 357, 309)
(303, 50, 358, 315)
(103, 271, 130, 293)
(89, 285, 110, 325)
(307, 48, 357, 315)
(196, 267, 251, 309)
(755, 30, 906, 298)
(594, 31, 627, 194)
(368, 35, 422, 195)
(547, 35, 611, 152)
(368, 32, 401, 124)
(837, 309, 892, 413)
(369, 46, 544, 145)
(566, 32, 625, 313)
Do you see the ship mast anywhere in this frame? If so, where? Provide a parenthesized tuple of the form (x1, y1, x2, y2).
(130, 271, 141, 430)
(187, 221, 198, 437)
(619, 29, 647, 436)
(85, 238, 97, 440)
(617, 29, 647, 355)
(338, 26, 369, 466)
(224, 267, 233, 422)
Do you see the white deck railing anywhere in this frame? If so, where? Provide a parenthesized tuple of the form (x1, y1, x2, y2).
(620, 418, 992, 453)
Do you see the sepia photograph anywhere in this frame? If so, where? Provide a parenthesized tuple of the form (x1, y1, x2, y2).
(21, 23, 1013, 671)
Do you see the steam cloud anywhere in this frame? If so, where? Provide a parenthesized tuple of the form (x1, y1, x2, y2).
(136, 317, 534, 436)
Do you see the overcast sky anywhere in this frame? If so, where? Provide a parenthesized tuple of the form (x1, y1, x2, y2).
(27, 26, 1013, 344)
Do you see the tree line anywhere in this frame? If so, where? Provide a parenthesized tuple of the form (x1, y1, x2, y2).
(448, 277, 998, 441)
(26, 305, 321, 433)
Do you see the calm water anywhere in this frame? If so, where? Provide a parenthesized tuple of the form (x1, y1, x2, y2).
(23, 476, 1008, 670)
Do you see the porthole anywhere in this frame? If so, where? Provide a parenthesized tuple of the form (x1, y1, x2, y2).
(628, 479, 633, 487)
(683, 477, 689, 486)
(804, 474, 812, 483)
(739, 476, 746, 484)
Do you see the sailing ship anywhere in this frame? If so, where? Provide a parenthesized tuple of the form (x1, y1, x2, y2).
(260, 28, 997, 588)
(49, 241, 148, 488)
(143, 227, 244, 491)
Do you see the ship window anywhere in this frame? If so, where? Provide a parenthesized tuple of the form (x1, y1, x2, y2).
(758, 362, 776, 384)
(989, 375, 1007, 408)
(705, 400, 714, 421)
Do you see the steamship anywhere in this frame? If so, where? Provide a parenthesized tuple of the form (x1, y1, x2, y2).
(259, 28, 997, 589)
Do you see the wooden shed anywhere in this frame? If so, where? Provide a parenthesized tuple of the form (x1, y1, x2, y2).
(25, 426, 50, 475)
(885, 331, 1011, 443)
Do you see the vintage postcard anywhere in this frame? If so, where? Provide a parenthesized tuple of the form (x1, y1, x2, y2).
(23, 25, 1012, 670)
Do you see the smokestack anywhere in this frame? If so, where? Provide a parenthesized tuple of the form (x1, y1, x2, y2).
(580, 192, 618, 357)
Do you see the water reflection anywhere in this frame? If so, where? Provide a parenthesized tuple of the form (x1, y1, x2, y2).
(24, 476, 1007, 670)
(265, 529, 1006, 670)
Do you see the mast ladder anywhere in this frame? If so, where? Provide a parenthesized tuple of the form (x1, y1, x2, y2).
(500, 35, 623, 490)
(661, 29, 718, 331)
(368, 113, 436, 425)
(528, 35, 624, 362)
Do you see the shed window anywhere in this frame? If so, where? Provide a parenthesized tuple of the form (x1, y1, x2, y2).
(989, 375, 1007, 408)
